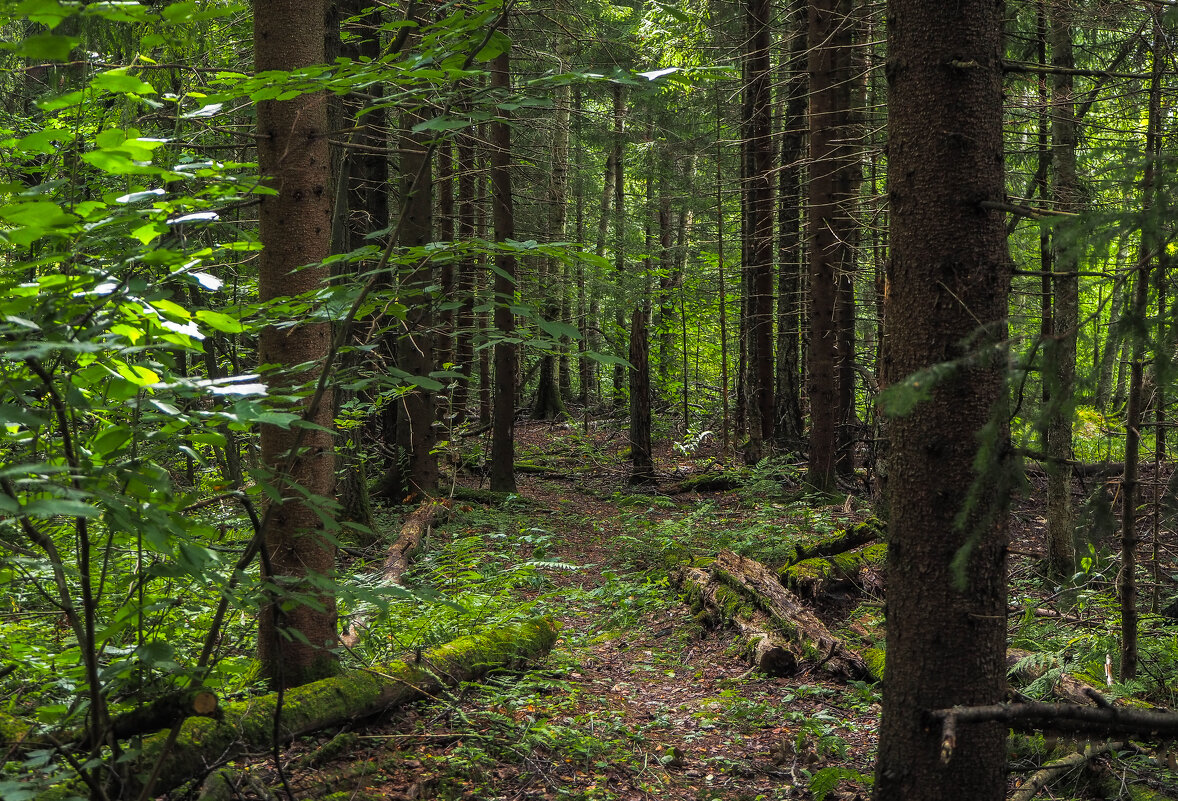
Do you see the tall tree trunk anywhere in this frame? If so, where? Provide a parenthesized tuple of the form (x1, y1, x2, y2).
(807, 0, 853, 490)
(1045, 0, 1079, 578)
(385, 99, 438, 499)
(743, 0, 775, 463)
(611, 86, 628, 408)
(532, 24, 573, 419)
(1120, 10, 1164, 681)
(874, 0, 1011, 798)
(332, 0, 384, 529)
(451, 124, 476, 427)
(834, 2, 862, 477)
(255, 0, 338, 688)
(488, 46, 518, 493)
(716, 87, 732, 457)
(775, 0, 807, 453)
(582, 148, 614, 406)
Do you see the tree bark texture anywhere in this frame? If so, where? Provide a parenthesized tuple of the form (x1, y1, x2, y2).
(389, 102, 438, 499)
(874, 0, 1011, 799)
(628, 304, 655, 485)
(743, 0, 775, 461)
(806, 0, 854, 491)
(489, 47, 518, 493)
(1044, 0, 1079, 578)
(775, 0, 808, 452)
(255, 0, 338, 688)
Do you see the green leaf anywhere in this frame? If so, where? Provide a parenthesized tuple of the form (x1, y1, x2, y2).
(0, 406, 47, 428)
(92, 70, 156, 95)
(21, 497, 100, 519)
(195, 309, 244, 333)
(538, 319, 581, 341)
(15, 33, 78, 61)
(90, 425, 132, 457)
(475, 30, 511, 62)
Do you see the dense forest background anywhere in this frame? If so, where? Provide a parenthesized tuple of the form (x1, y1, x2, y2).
(3, 0, 1178, 798)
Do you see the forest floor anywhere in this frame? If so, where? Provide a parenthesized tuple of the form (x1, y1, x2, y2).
(215, 419, 1178, 801)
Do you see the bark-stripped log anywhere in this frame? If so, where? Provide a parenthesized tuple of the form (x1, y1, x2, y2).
(341, 498, 448, 647)
(712, 550, 872, 680)
(675, 566, 799, 675)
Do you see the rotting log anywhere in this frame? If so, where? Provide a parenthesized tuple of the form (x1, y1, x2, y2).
(782, 517, 884, 567)
(127, 617, 558, 800)
(675, 566, 799, 676)
(342, 498, 449, 647)
(381, 499, 447, 582)
(668, 470, 750, 494)
(1005, 649, 1142, 709)
(712, 550, 873, 681)
(1009, 741, 1120, 801)
(779, 543, 886, 598)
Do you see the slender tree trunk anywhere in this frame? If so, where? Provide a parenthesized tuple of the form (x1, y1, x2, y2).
(532, 25, 572, 419)
(255, 0, 338, 688)
(717, 87, 731, 457)
(1045, 0, 1079, 578)
(775, 0, 807, 452)
(1120, 11, 1164, 681)
(874, 1, 1011, 798)
(452, 124, 476, 427)
(489, 47, 517, 493)
(834, 2, 862, 477)
(582, 149, 614, 406)
(611, 86, 628, 408)
(385, 99, 438, 498)
(628, 303, 655, 484)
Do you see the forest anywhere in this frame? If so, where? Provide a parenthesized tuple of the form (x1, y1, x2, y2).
(2, 0, 1178, 798)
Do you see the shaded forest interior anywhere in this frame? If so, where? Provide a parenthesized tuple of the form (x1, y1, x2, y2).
(4, 0, 1178, 799)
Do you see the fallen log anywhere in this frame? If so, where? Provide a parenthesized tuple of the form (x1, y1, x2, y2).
(675, 566, 798, 676)
(779, 543, 886, 599)
(125, 617, 558, 800)
(342, 498, 448, 647)
(1006, 649, 1126, 708)
(782, 518, 885, 567)
(712, 550, 873, 681)
(381, 499, 447, 582)
(1010, 741, 1120, 801)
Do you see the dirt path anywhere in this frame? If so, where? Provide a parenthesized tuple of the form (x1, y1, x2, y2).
(238, 423, 880, 801)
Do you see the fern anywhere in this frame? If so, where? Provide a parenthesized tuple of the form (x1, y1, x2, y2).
(809, 766, 873, 801)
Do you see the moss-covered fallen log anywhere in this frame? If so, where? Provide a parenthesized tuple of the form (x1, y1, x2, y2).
(713, 550, 873, 681)
(781, 518, 884, 567)
(35, 617, 559, 801)
(675, 566, 798, 676)
(1009, 741, 1120, 801)
(778, 543, 886, 598)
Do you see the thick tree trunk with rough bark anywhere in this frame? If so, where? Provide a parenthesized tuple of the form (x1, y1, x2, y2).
(255, 0, 338, 689)
(874, 1, 1011, 799)
(806, 0, 853, 491)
